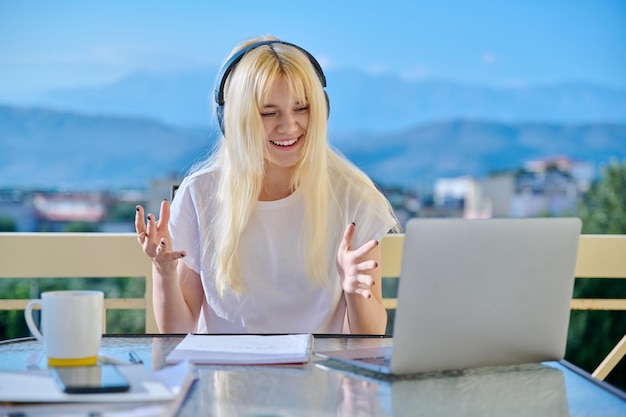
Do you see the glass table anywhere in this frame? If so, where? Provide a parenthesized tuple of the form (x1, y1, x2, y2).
(1, 334, 624, 416)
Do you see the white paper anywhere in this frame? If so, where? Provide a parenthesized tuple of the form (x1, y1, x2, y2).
(0, 361, 194, 404)
(165, 333, 313, 365)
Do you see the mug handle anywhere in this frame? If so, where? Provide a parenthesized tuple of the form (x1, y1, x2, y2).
(24, 299, 44, 343)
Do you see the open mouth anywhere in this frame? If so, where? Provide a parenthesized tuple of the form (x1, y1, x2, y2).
(270, 137, 299, 147)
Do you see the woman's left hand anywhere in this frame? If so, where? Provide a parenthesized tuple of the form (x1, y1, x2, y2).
(337, 222, 379, 299)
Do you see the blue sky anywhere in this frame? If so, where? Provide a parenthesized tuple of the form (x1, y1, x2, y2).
(1, 0, 625, 99)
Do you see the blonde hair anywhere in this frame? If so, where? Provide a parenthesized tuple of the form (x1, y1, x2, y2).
(195, 35, 398, 297)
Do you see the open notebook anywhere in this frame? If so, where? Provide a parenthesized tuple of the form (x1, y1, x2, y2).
(316, 217, 582, 375)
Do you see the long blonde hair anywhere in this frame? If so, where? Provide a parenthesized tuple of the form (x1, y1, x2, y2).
(195, 35, 398, 297)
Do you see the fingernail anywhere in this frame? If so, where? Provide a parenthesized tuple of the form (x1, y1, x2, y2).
(181, 253, 186, 258)
(136, 206, 140, 212)
(147, 214, 152, 220)
(351, 221, 356, 226)
(160, 240, 165, 245)
(375, 240, 379, 246)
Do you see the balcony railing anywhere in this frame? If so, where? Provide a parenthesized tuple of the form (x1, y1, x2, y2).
(380, 233, 626, 310)
(1, 232, 625, 378)
(0, 233, 156, 333)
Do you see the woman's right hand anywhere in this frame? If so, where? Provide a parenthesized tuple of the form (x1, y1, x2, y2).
(135, 200, 186, 274)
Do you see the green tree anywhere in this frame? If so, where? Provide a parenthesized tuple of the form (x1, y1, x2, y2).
(62, 222, 100, 232)
(0, 279, 32, 339)
(0, 216, 17, 232)
(108, 202, 141, 222)
(1, 277, 146, 340)
(579, 159, 626, 234)
(569, 159, 626, 390)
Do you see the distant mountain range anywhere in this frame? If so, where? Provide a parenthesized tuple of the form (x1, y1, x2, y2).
(7, 67, 626, 133)
(1, 105, 625, 190)
(0, 106, 211, 190)
(337, 120, 626, 187)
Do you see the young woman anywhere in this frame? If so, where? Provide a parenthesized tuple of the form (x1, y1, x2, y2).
(135, 35, 399, 334)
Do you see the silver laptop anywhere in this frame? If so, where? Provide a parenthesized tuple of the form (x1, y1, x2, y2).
(316, 217, 581, 375)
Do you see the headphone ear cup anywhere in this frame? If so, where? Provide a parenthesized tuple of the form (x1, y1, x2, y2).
(324, 91, 330, 119)
(216, 105, 225, 134)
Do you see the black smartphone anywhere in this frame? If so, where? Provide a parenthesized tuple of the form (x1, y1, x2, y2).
(50, 364, 130, 394)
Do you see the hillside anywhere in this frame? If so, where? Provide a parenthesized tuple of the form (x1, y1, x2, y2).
(0, 106, 212, 189)
(336, 120, 626, 186)
(1, 106, 625, 190)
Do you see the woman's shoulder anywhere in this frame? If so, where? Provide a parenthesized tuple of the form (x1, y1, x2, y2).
(171, 166, 221, 204)
(328, 166, 372, 197)
(180, 165, 221, 189)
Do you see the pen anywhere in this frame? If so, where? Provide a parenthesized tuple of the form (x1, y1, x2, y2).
(129, 351, 144, 364)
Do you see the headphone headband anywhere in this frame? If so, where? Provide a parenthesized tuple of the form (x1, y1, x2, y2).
(214, 40, 327, 106)
(214, 40, 329, 134)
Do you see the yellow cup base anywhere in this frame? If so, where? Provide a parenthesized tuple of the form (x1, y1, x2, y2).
(47, 355, 98, 367)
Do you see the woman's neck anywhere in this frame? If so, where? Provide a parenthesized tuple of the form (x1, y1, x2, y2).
(259, 165, 295, 201)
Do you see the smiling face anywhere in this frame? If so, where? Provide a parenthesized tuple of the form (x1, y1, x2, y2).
(260, 77, 310, 170)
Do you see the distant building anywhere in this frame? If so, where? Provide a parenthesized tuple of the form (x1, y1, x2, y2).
(479, 173, 515, 218)
(523, 155, 593, 193)
(147, 176, 181, 216)
(0, 190, 36, 231)
(32, 192, 107, 231)
(432, 156, 591, 218)
(480, 156, 590, 217)
(434, 177, 492, 219)
(0, 188, 149, 232)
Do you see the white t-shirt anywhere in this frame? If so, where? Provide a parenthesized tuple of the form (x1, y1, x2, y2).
(169, 166, 396, 334)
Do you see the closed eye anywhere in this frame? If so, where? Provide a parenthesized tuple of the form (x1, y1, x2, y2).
(260, 105, 309, 117)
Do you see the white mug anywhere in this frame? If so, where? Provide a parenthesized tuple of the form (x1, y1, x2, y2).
(24, 290, 104, 367)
